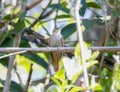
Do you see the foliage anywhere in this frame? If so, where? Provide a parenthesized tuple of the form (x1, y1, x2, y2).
(0, 0, 120, 92)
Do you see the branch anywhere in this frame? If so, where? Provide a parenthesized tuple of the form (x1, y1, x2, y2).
(90, 46, 120, 52)
(0, 50, 27, 59)
(3, 35, 21, 92)
(26, 0, 42, 10)
(0, 47, 75, 53)
(29, 0, 53, 28)
(24, 63, 33, 92)
(75, 0, 89, 89)
(0, 46, 120, 54)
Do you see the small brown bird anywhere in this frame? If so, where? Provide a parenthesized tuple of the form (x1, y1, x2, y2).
(49, 28, 63, 71)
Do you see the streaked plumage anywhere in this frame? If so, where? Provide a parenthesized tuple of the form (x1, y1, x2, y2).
(49, 28, 63, 71)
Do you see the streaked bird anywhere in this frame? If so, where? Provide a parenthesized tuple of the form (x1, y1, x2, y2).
(49, 28, 63, 71)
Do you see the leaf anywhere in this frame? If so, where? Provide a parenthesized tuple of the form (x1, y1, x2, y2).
(3, 14, 11, 20)
(87, 2, 101, 9)
(51, 77, 61, 87)
(56, 15, 71, 19)
(99, 68, 112, 92)
(82, 19, 103, 30)
(18, 12, 26, 20)
(112, 63, 120, 90)
(49, 3, 69, 14)
(61, 23, 76, 39)
(69, 86, 84, 92)
(54, 68, 65, 82)
(75, 42, 90, 61)
(86, 60, 98, 69)
(46, 85, 61, 92)
(94, 83, 102, 91)
(80, 0, 87, 16)
(20, 39, 30, 47)
(11, 19, 25, 34)
(0, 79, 23, 92)
(22, 53, 48, 69)
(71, 71, 81, 84)
(63, 57, 82, 81)
(10, 81, 23, 92)
(1, 35, 13, 47)
(0, 55, 9, 67)
(87, 51, 99, 62)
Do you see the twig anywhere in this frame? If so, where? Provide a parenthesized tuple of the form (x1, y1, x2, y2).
(97, 6, 110, 75)
(24, 63, 33, 92)
(104, 0, 115, 9)
(29, 0, 53, 28)
(26, 0, 42, 10)
(41, 24, 51, 36)
(3, 35, 21, 92)
(0, 50, 27, 59)
(16, 71, 24, 89)
(1, 0, 5, 17)
(54, 0, 60, 28)
(75, 0, 89, 90)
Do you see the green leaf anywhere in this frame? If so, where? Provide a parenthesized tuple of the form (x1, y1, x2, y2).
(112, 10, 120, 18)
(80, 0, 87, 16)
(22, 53, 48, 69)
(0, 55, 9, 67)
(82, 19, 103, 30)
(87, 2, 101, 9)
(11, 19, 25, 34)
(54, 68, 65, 82)
(94, 83, 102, 91)
(46, 85, 61, 92)
(10, 81, 23, 92)
(87, 51, 99, 62)
(0, 79, 23, 92)
(99, 68, 112, 92)
(1, 35, 13, 47)
(56, 14, 71, 19)
(18, 12, 26, 20)
(49, 4, 69, 14)
(51, 77, 61, 86)
(3, 14, 11, 20)
(71, 72, 81, 84)
(20, 39, 30, 47)
(69, 86, 84, 92)
(62, 23, 76, 39)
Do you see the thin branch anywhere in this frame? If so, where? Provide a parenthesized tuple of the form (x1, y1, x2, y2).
(16, 71, 24, 89)
(26, 0, 43, 10)
(24, 63, 33, 92)
(3, 35, 21, 92)
(75, 0, 89, 90)
(41, 24, 51, 36)
(97, 6, 110, 75)
(104, 0, 115, 9)
(0, 50, 27, 59)
(29, 0, 53, 28)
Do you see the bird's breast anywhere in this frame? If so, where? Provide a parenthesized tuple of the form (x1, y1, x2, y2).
(49, 34, 63, 47)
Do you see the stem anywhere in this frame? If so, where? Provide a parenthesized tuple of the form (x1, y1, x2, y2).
(3, 35, 21, 92)
(24, 64, 33, 92)
(75, 0, 89, 90)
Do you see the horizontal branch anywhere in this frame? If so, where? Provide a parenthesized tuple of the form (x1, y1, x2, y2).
(0, 47, 75, 53)
(0, 46, 120, 53)
(90, 46, 120, 52)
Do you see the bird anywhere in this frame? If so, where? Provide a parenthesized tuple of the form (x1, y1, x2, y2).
(48, 28, 64, 71)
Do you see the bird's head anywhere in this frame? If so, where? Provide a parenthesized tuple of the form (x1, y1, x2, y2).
(53, 28, 61, 34)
